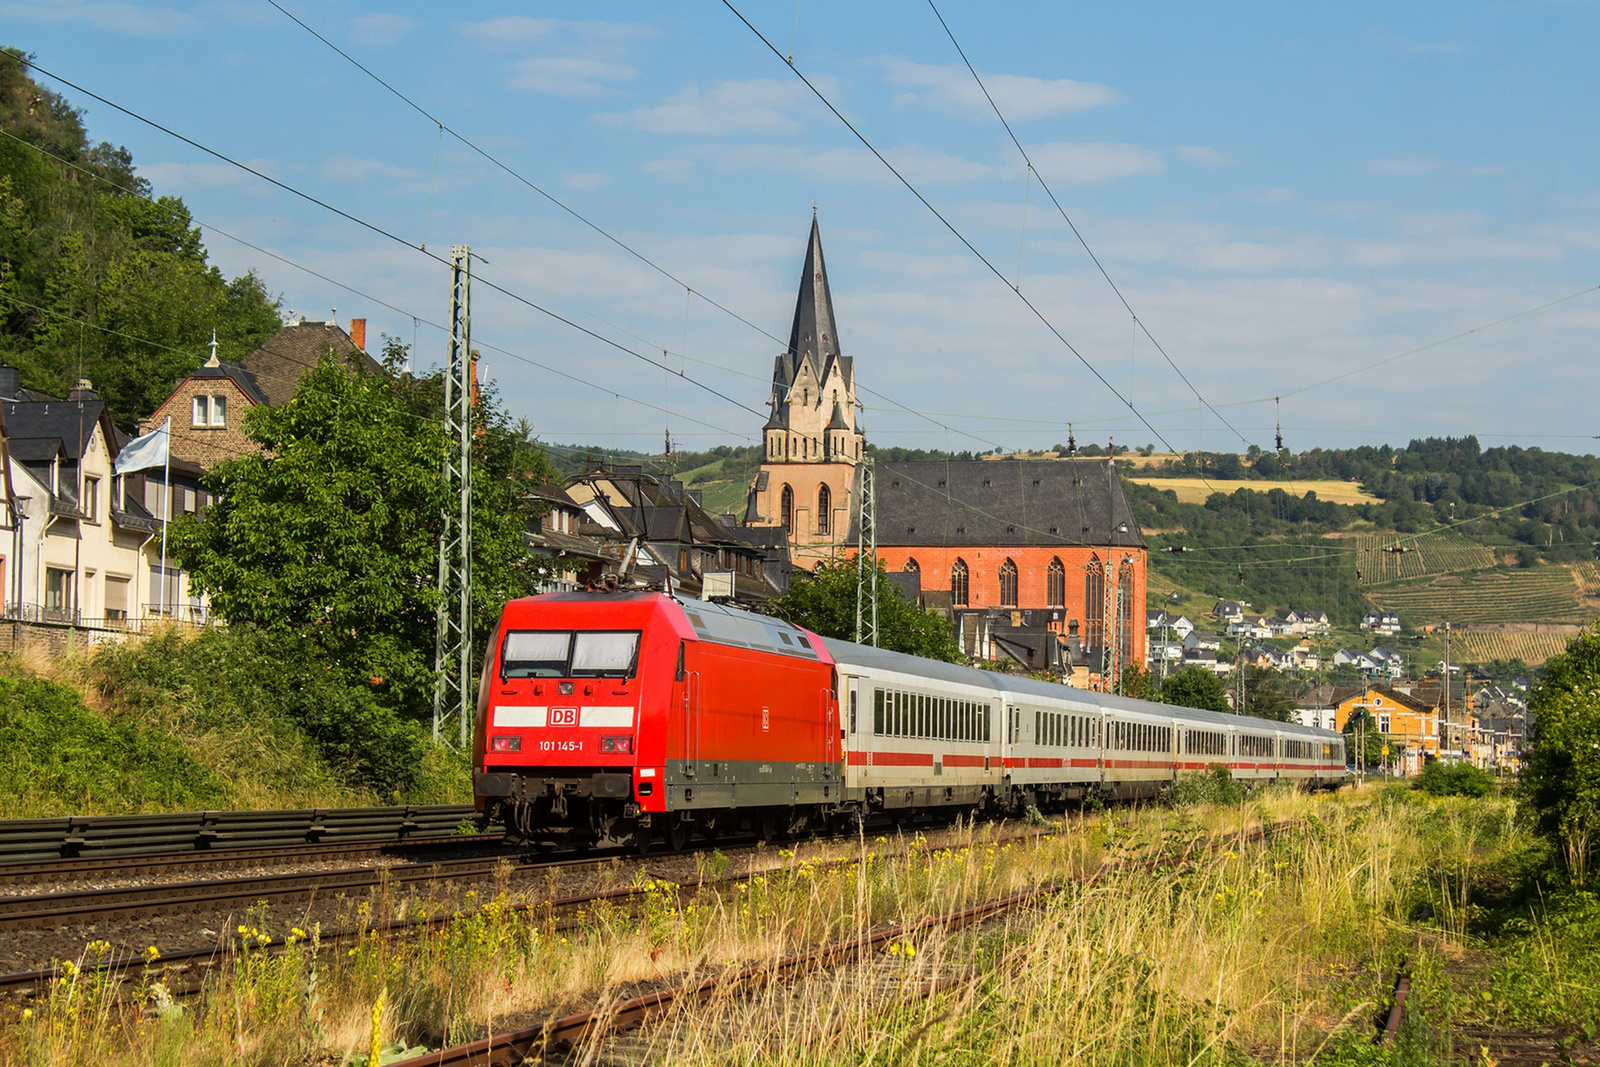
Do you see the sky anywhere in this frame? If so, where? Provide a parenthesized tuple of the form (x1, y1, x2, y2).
(7, 1, 1599, 458)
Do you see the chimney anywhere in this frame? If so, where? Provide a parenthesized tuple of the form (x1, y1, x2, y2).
(349, 318, 367, 351)
(0, 363, 18, 397)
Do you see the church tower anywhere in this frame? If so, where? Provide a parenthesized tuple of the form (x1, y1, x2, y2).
(745, 214, 864, 563)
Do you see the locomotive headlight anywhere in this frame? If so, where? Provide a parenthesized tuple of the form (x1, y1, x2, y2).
(600, 736, 633, 754)
(558, 681, 575, 695)
(490, 736, 521, 752)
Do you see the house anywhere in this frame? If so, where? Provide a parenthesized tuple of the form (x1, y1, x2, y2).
(1147, 611, 1194, 639)
(1229, 614, 1273, 640)
(0, 370, 208, 626)
(1167, 614, 1195, 639)
(1287, 608, 1331, 635)
(1211, 600, 1248, 624)
(140, 317, 379, 471)
(1360, 611, 1402, 636)
(1181, 646, 1230, 675)
(1266, 616, 1295, 638)
(1146, 609, 1167, 630)
(1370, 646, 1405, 678)
(1184, 629, 1222, 652)
(525, 483, 608, 592)
(567, 465, 780, 604)
(1243, 644, 1289, 671)
(1146, 636, 1185, 663)
(1289, 642, 1322, 671)
(1333, 684, 1441, 775)
(1293, 685, 1339, 731)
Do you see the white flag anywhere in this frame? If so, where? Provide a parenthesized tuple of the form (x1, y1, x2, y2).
(114, 424, 169, 474)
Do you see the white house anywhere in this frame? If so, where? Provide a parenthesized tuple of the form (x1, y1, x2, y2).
(1361, 611, 1402, 636)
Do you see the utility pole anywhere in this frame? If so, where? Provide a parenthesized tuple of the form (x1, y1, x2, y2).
(854, 457, 878, 646)
(433, 245, 473, 748)
(1099, 557, 1119, 691)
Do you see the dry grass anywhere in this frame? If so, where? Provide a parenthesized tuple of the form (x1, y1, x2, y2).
(1, 786, 1544, 1067)
(1124, 477, 1380, 505)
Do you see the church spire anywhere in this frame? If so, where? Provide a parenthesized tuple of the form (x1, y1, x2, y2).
(784, 213, 840, 384)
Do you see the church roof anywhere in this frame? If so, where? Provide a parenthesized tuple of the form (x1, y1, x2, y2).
(860, 458, 1147, 549)
(779, 215, 841, 391)
(764, 402, 788, 431)
(825, 400, 849, 431)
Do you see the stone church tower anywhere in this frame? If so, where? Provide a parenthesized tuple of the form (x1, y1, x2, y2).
(744, 214, 864, 564)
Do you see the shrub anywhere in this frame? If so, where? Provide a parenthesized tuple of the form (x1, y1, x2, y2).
(1414, 760, 1495, 798)
(1162, 763, 1245, 808)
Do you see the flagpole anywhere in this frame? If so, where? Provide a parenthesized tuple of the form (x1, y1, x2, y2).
(159, 416, 170, 618)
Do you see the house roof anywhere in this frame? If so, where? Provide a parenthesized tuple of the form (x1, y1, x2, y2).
(863, 458, 1145, 549)
(189, 360, 269, 406)
(1, 395, 114, 462)
(239, 320, 379, 406)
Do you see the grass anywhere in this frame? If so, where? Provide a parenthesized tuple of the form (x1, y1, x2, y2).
(1124, 477, 1381, 506)
(7, 786, 1594, 1066)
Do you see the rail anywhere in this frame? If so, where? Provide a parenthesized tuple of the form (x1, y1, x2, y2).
(0, 804, 480, 863)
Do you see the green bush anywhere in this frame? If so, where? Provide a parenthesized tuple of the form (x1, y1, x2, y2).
(1413, 760, 1495, 798)
(1161, 764, 1246, 808)
(0, 665, 232, 817)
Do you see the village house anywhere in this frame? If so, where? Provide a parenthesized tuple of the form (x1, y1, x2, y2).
(0, 369, 206, 627)
(1333, 684, 1440, 775)
(1286, 608, 1331, 635)
(1360, 610, 1402, 636)
(140, 317, 378, 471)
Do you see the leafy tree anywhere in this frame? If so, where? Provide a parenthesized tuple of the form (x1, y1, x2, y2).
(1521, 621, 1600, 883)
(0, 53, 280, 425)
(1118, 661, 1156, 700)
(775, 559, 963, 663)
(172, 345, 557, 726)
(1159, 667, 1229, 713)
(1414, 761, 1494, 799)
(1235, 665, 1297, 722)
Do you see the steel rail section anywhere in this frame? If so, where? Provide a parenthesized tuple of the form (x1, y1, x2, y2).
(0, 833, 504, 886)
(0, 804, 479, 864)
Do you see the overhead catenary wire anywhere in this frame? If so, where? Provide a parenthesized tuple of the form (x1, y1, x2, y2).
(4, 53, 767, 425)
(720, 0, 1197, 469)
(925, 0, 1253, 452)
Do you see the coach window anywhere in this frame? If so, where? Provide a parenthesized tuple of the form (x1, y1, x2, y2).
(849, 688, 857, 733)
(874, 689, 883, 734)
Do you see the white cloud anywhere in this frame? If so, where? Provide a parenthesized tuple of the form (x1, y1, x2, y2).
(0, 0, 194, 34)
(350, 13, 418, 48)
(643, 158, 693, 181)
(1025, 142, 1166, 186)
(880, 58, 1118, 121)
(319, 157, 418, 183)
(1366, 155, 1447, 176)
(1242, 188, 1296, 204)
(137, 159, 278, 192)
(457, 16, 558, 42)
(694, 143, 999, 186)
(608, 80, 819, 135)
(506, 56, 638, 97)
(562, 172, 609, 190)
(1177, 145, 1223, 166)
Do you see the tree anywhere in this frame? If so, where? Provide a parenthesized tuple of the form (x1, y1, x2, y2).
(1521, 621, 1600, 883)
(775, 559, 963, 663)
(1237, 665, 1297, 722)
(1159, 667, 1230, 712)
(1118, 661, 1156, 701)
(172, 345, 557, 722)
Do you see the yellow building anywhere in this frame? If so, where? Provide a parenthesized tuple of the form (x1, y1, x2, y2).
(1333, 684, 1441, 776)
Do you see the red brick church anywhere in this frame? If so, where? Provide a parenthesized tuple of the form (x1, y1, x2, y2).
(746, 216, 1146, 681)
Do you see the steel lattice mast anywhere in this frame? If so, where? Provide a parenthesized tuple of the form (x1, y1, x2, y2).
(853, 457, 878, 646)
(433, 245, 472, 747)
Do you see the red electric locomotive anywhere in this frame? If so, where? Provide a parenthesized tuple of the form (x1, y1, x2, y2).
(474, 591, 839, 849)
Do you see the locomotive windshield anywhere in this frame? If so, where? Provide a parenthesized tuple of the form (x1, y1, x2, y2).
(500, 630, 640, 679)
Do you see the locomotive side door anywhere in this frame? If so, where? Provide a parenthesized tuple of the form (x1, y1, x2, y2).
(675, 640, 700, 778)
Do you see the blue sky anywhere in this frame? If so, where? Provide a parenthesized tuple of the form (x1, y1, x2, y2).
(8, 1, 1599, 456)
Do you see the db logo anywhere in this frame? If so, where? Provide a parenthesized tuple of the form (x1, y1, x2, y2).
(549, 707, 579, 727)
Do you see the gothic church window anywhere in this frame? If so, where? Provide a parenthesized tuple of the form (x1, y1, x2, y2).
(999, 558, 1018, 607)
(817, 485, 831, 535)
(1085, 554, 1105, 650)
(781, 485, 794, 533)
(951, 558, 969, 606)
(1047, 557, 1066, 608)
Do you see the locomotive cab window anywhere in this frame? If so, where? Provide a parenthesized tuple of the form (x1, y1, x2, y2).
(501, 631, 572, 678)
(570, 632, 640, 677)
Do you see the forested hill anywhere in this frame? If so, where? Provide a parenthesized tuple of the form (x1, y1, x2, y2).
(0, 50, 281, 428)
